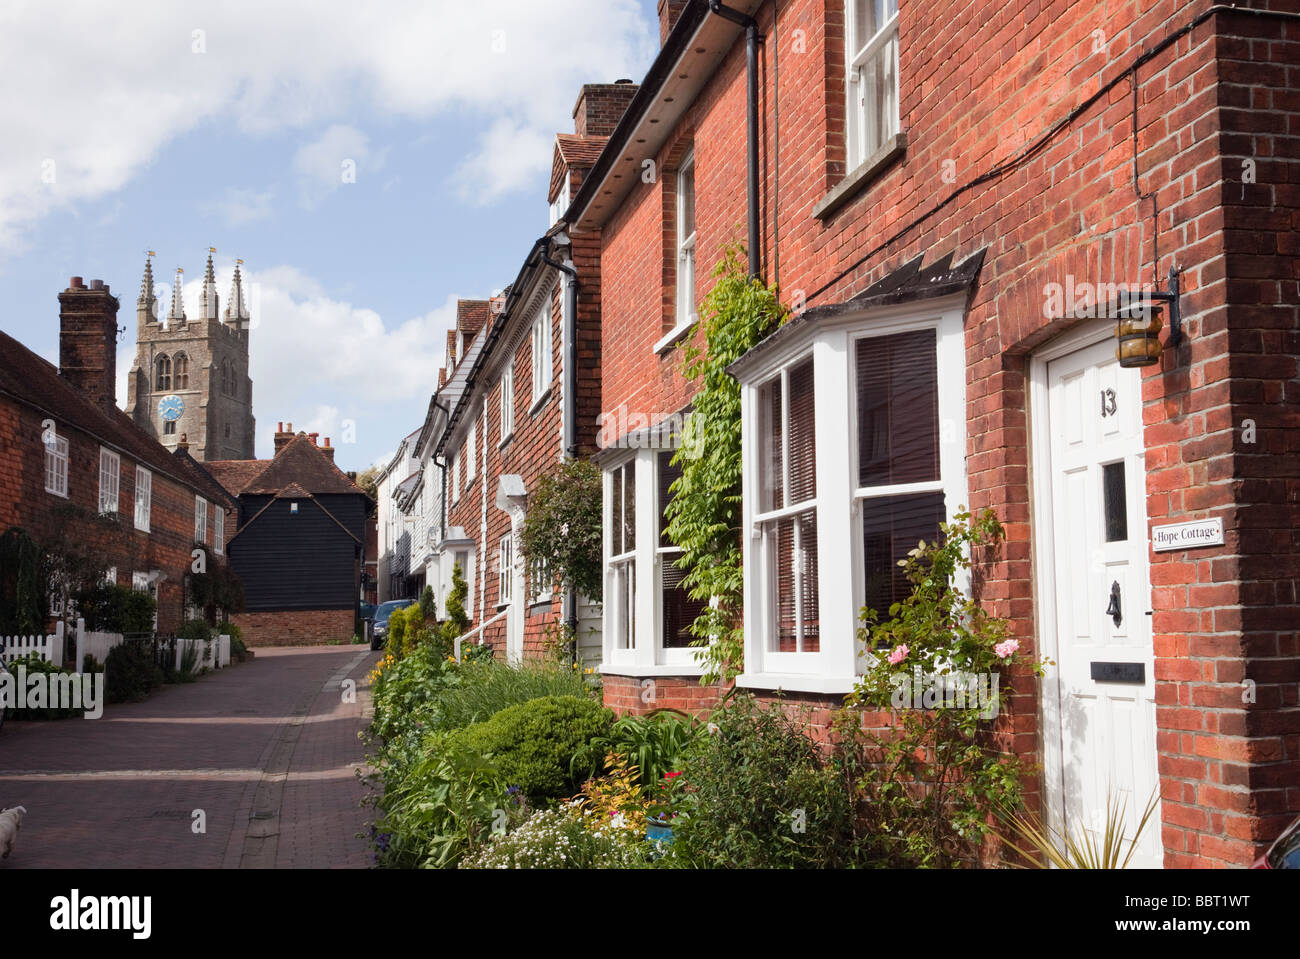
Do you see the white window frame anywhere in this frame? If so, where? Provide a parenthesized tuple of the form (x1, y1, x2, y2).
(134, 466, 152, 532)
(655, 149, 698, 357)
(531, 299, 553, 408)
(45, 431, 69, 497)
(214, 505, 225, 555)
(104, 567, 117, 586)
(195, 496, 208, 545)
(736, 296, 967, 695)
(466, 415, 477, 483)
(98, 447, 120, 515)
(530, 554, 552, 604)
(600, 448, 705, 675)
(549, 174, 570, 227)
(750, 359, 821, 674)
(497, 534, 514, 608)
(845, 0, 900, 172)
(500, 362, 515, 444)
(451, 451, 460, 504)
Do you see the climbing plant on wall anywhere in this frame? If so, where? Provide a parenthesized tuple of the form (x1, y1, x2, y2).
(0, 526, 50, 636)
(663, 244, 787, 684)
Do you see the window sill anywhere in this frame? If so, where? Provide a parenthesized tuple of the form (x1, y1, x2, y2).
(735, 672, 859, 696)
(529, 388, 552, 416)
(598, 662, 707, 679)
(812, 131, 907, 221)
(653, 318, 698, 355)
(46, 488, 68, 498)
(499, 432, 514, 450)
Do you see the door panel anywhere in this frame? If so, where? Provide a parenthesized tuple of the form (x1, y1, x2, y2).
(1042, 337, 1161, 867)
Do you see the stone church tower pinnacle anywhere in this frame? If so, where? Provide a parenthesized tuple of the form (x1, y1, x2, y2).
(124, 249, 257, 461)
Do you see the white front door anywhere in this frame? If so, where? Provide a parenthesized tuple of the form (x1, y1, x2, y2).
(1035, 329, 1162, 867)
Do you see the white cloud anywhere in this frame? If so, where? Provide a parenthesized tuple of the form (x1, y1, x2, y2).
(0, 0, 656, 253)
(198, 186, 276, 226)
(292, 125, 383, 209)
(452, 117, 555, 204)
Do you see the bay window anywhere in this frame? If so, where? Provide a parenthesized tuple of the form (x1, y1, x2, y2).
(601, 442, 704, 673)
(734, 295, 967, 694)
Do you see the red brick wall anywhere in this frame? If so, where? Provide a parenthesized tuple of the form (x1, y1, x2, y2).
(592, 0, 1296, 865)
(233, 608, 355, 646)
(0, 396, 233, 636)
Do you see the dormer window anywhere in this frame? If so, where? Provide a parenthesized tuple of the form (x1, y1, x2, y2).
(549, 175, 571, 227)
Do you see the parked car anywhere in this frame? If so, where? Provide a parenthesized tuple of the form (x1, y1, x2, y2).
(359, 602, 377, 622)
(370, 600, 415, 651)
(1252, 813, 1300, 869)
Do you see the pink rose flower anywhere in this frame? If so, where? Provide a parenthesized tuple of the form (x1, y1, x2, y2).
(994, 639, 1019, 659)
(887, 644, 909, 665)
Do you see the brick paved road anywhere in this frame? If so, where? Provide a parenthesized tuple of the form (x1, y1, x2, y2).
(0, 645, 380, 869)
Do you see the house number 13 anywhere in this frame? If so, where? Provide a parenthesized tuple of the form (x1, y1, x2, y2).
(1100, 388, 1117, 417)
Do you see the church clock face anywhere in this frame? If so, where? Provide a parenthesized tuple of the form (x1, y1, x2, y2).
(158, 394, 184, 422)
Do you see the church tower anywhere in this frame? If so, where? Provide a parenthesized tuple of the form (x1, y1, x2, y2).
(125, 250, 256, 461)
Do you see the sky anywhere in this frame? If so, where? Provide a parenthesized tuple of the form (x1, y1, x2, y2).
(0, 0, 661, 472)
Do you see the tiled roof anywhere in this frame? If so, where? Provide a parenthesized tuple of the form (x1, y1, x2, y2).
(456, 299, 490, 337)
(204, 459, 270, 497)
(275, 482, 312, 499)
(0, 328, 234, 509)
(211, 434, 369, 498)
(556, 134, 609, 167)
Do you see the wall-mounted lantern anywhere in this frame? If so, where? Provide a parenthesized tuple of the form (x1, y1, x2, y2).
(1116, 267, 1183, 368)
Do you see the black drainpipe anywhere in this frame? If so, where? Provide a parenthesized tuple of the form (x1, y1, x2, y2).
(708, 0, 761, 280)
(540, 238, 581, 646)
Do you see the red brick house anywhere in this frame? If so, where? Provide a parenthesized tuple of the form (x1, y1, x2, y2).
(569, 0, 1299, 867)
(207, 427, 371, 646)
(0, 277, 236, 638)
(434, 85, 628, 663)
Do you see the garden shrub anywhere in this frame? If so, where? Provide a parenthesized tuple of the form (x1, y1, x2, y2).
(669, 693, 856, 869)
(105, 640, 165, 703)
(519, 458, 603, 602)
(449, 695, 614, 801)
(176, 618, 214, 641)
(73, 582, 156, 634)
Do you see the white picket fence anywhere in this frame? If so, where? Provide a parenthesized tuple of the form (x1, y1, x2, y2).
(77, 619, 124, 671)
(3, 621, 230, 674)
(1, 621, 64, 666)
(174, 634, 231, 672)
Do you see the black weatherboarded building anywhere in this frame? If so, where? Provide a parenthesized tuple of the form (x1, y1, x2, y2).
(207, 429, 372, 645)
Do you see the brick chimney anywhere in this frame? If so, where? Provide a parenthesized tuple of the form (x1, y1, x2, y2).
(320, 437, 335, 462)
(658, 0, 689, 45)
(573, 81, 639, 137)
(58, 277, 120, 409)
(274, 421, 295, 455)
